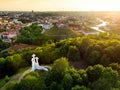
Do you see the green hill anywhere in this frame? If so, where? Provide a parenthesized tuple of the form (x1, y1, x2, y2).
(0, 67, 30, 90)
(44, 26, 80, 40)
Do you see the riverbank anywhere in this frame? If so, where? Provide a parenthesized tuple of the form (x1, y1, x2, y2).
(90, 18, 109, 34)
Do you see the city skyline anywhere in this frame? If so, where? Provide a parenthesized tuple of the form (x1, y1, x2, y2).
(0, 0, 120, 11)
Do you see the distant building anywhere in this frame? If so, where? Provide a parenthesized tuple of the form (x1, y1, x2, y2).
(1, 32, 17, 42)
(38, 24, 53, 30)
(13, 19, 22, 24)
(57, 23, 68, 29)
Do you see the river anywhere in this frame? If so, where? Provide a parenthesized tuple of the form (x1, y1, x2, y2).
(90, 18, 108, 33)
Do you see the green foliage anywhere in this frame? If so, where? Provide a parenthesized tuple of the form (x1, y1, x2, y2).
(0, 58, 6, 77)
(109, 63, 120, 74)
(55, 44, 68, 57)
(5, 75, 10, 82)
(45, 58, 69, 87)
(86, 65, 105, 83)
(78, 70, 88, 85)
(5, 54, 27, 75)
(67, 46, 80, 61)
(62, 73, 73, 90)
(52, 57, 68, 75)
(19, 19, 31, 23)
(92, 67, 119, 90)
(87, 50, 101, 65)
(66, 67, 83, 86)
(17, 23, 53, 46)
(49, 81, 64, 90)
(3, 63, 120, 90)
(0, 78, 7, 88)
(0, 39, 11, 52)
(72, 85, 90, 90)
(49, 82, 58, 90)
(6, 81, 17, 90)
(45, 71, 63, 87)
(79, 37, 93, 58)
(100, 54, 110, 66)
(17, 72, 46, 90)
(45, 25, 80, 40)
(2, 33, 120, 89)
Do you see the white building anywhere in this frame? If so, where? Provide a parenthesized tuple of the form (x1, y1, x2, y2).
(38, 24, 53, 30)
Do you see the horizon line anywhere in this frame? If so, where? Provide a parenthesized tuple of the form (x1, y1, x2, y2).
(0, 10, 120, 12)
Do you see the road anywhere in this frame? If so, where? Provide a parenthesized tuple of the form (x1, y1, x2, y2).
(1, 65, 52, 90)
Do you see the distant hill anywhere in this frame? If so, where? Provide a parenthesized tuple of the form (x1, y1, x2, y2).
(44, 26, 80, 40)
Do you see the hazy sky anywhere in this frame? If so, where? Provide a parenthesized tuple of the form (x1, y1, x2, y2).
(0, 0, 120, 11)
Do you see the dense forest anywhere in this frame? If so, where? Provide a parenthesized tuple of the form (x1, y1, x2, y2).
(1, 24, 120, 90)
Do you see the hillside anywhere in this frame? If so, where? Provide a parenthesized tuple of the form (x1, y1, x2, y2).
(0, 67, 30, 90)
(44, 26, 80, 40)
(1, 33, 120, 90)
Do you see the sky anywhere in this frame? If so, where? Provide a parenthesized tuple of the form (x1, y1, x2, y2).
(0, 0, 120, 11)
